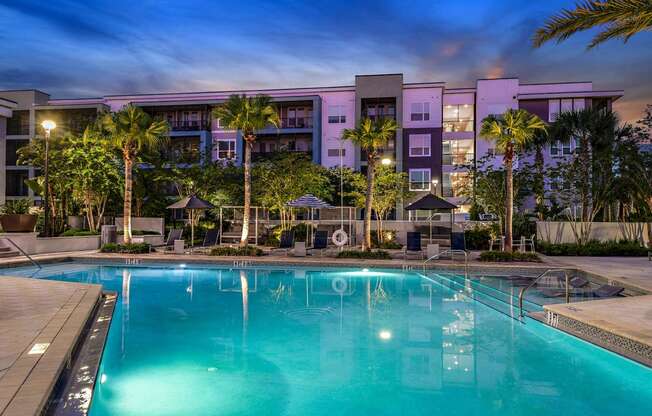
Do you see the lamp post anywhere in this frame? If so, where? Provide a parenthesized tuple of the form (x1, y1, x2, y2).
(41, 120, 56, 237)
(431, 178, 439, 196)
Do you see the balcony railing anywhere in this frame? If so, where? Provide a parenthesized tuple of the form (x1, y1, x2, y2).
(169, 120, 210, 131)
(443, 153, 474, 165)
(443, 120, 474, 133)
(278, 117, 313, 129)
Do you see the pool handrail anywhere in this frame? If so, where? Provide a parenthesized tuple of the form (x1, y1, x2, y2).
(518, 268, 569, 317)
(0, 237, 42, 269)
(422, 249, 468, 274)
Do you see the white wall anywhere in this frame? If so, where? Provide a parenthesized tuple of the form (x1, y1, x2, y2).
(537, 221, 650, 245)
(0, 232, 100, 254)
(115, 217, 164, 235)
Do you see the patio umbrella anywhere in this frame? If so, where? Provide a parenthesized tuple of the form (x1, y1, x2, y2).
(167, 195, 214, 247)
(286, 194, 333, 245)
(404, 194, 458, 243)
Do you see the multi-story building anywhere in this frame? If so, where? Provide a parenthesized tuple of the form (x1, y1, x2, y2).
(0, 74, 623, 215)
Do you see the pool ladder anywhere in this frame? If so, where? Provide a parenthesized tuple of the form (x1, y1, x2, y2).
(518, 268, 570, 317)
(422, 249, 468, 274)
(0, 237, 41, 269)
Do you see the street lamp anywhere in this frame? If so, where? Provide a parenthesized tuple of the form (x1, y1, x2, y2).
(431, 178, 439, 196)
(381, 157, 392, 166)
(41, 120, 56, 237)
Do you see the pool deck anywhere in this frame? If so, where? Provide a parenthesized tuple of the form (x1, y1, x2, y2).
(0, 276, 101, 416)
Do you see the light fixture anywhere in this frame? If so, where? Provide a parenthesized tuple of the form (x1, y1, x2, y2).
(179, 264, 187, 268)
(100, 374, 108, 384)
(362, 268, 369, 272)
(41, 119, 56, 132)
(379, 330, 392, 340)
(381, 158, 392, 166)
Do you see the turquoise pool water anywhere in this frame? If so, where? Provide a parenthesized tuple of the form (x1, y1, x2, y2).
(7, 262, 652, 415)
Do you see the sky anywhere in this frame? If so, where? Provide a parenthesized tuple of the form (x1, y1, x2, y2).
(1, 0, 651, 122)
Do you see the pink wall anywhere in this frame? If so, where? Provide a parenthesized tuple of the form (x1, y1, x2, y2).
(402, 87, 443, 129)
(475, 78, 519, 167)
(319, 90, 356, 168)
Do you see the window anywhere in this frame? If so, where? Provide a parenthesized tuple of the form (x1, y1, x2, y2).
(6, 111, 30, 136)
(410, 102, 430, 121)
(408, 134, 431, 157)
(442, 172, 468, 197)
(6, 171, 29, 197)
(442, 140, 473, 165)
(409, 169, 431, 191)
(548, 98, 586, 122)
(5, 140, 29, 166)
(443, 104, 474, 132)
(327, 105, 346, 124)
(550, 140, 572, 157)
(217, 138, 236, 160)
(327, 148, 345, 157)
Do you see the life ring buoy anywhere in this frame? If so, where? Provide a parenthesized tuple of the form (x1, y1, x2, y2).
(332, 229, 348, 247)
(332, 277, 347, 294)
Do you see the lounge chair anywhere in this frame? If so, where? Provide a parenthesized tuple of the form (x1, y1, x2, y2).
(593, 284, 625, 297)
(201, 229, 220, 248)
(403, 232, 424, 260)
(151, 228, 183, 252)
(272, 230, 295, 254)
(308, 230, 328, 256)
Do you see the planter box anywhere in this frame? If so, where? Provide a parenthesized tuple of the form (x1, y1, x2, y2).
(0, 214, 37, 232)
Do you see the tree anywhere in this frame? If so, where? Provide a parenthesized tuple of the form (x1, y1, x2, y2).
(550, 108, 618, 219)
(342, 118, 398, 250)
(533, 0, 652, 49)
(480, 109, 546, 251)
(99, 105, 169, 243)
(253, 152, 331, 229)
(368, 165, 412, 244)
(526, 130, 552, 219)
(213, 94, 279, 246)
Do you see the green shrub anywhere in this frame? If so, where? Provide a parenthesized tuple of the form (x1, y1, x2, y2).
(371, 230, 402, 249)
(538, 240, 648, 256)
(336, 250, 391, 259)
(479, 251, 541, 262)
(0, 199, 32, 215)
(101, 242, 151, 253)
(210, 246, 263, 256)
(118, 229, 161, 236)
(464, 226, 492, 250)
(61, 228, 99, 237)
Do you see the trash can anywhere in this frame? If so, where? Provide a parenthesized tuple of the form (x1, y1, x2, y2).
(101, 225, 117, 245)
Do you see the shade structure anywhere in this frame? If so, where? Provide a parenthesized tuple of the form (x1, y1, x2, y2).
(286, 194, 334, 209)
(404, 194, 458, 244)
(404, 194, 458, 211)
(167, 195, 214, 248)
(286, 194, 333, 246)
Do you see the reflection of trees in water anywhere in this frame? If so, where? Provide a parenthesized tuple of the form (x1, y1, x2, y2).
(371, 277, 391, 310)
(270, 282, 294, 305)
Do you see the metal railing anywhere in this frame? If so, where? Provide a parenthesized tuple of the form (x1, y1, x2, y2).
(422, 249, 468, 273)
(518, 268, 569, 317)
(0, 237, 41, 269)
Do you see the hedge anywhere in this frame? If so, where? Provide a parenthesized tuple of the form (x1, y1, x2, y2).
(479, 251, 541, 262)
(538, 240, 648, 257)
(101, 242, 151, 254)
(336, 250, 391, 259)
(210, 246, 263, 256)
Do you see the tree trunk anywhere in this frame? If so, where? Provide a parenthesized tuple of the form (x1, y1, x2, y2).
(363, 157, 375, 251)
(504, 146, 514, 253)
(123, 157, 133, 244)
(240, 138, 252, 247)
(579, 135, 591, 221)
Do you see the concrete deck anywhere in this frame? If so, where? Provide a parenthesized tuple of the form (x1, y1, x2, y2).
(0, 276, 101, 416)
(543, 256, 652, 293)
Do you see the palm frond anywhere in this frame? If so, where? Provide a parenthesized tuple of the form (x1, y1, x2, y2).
(533, 0, 652, 49)
(212, 94, 279, 138)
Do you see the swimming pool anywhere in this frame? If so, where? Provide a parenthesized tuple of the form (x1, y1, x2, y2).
(6, 262, 652, 415)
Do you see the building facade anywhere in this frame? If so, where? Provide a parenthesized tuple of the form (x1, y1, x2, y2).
(0, 74, 623, 214)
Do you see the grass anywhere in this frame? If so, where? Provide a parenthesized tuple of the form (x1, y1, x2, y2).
(479, 251, 541, 262)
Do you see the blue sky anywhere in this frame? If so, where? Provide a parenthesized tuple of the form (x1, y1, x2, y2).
(1, 0, 650, 121)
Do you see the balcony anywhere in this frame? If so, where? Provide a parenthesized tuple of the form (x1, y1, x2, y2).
(168, 119, 210, 131)
(279, 117, 313, 129)
(251, 134, 312, 161)
(443, 153, 474, 166)
(443, 121, 474, 133)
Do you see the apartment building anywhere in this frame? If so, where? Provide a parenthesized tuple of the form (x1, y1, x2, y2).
(0, 74, 623, 214)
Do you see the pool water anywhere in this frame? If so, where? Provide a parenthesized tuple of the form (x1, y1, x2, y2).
(7, 263, 652, 415)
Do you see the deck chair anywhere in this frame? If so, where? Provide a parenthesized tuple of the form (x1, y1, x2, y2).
(201, 229, 220, 247)
(151, 228, 183, 252)
(308, 230, 328, 256)
(539, 276, 591, 297)
(403, 232, 424, 260)
(272, 230, 295, 254)
(593, 284, 625, 298)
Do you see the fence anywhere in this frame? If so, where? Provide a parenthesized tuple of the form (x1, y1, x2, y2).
(537, 221, 650, 245)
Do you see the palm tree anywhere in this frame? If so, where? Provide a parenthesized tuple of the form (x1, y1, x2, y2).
(342, 118, 398, 250)
(550, 108, 618, 219)
(100, 105, 169, 243)
(213, 94, 279, 247)
(533, 0, 652, 49)
(480, 109, 546, 252)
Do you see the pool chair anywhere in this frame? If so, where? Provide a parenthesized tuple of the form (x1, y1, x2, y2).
(403, 232, 425, 260)
(539, 276, 591, 297)
(201, 229, 220, 248)
(592, 284, 625, 298)
(150, 228, 184, 252)
(308, 230, 329, 256)
(272, 230, 295, 254)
